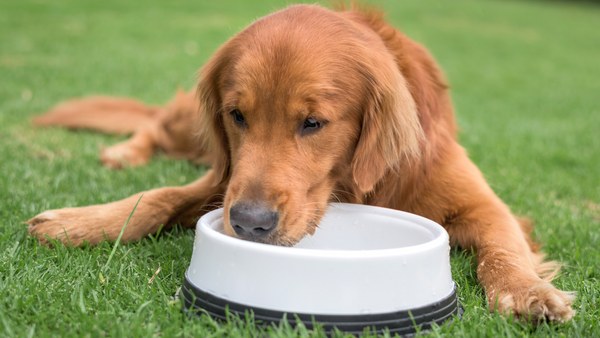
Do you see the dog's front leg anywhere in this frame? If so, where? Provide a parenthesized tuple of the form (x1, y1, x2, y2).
(26, 170, 224, 246)
(451, 202, 576, 322)
(435, 150, 576, 322)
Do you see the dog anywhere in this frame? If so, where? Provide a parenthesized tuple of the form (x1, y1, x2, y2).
(27, 3, 575, 322)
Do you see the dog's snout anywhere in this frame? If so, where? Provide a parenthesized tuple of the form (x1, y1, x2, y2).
(229, 202, 279, 239)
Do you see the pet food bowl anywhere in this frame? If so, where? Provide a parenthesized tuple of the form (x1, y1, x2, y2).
(181, 203, 460, 336)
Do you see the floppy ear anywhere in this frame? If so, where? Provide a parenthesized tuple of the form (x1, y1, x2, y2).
(196, 43, 235, 186)
(351, 68, 424, 193)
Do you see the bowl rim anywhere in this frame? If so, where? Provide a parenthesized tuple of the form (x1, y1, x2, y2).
(198, 203, 448, 259)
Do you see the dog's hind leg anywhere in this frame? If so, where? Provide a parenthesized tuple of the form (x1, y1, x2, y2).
(98, 90, 204, 168)
(26, 170, 224, 246)
(33, 94, 163, 168)
(33, 96, 159, 135)
(99, 126, 159, 169)
(34, 89, 204, 168)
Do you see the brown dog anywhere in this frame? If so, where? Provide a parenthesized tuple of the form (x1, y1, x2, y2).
(28, 3, 575, 322)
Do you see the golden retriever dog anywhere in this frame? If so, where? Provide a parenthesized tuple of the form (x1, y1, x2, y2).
(28, 3, 575, 322)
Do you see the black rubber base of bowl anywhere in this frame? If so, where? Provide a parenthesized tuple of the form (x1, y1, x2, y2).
(182, 276, 461, 336)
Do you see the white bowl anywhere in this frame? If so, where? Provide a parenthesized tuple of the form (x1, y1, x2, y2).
(182, 203, 459, 335)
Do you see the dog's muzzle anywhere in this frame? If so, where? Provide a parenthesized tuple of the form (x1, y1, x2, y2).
(229, 201, 279, 240)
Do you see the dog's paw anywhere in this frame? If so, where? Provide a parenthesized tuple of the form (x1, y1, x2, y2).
(100, 143, 150, 169)
(491, 281, 575, 322)
(26, 207, 106, 246)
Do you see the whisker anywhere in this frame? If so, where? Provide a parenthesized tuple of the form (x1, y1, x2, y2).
(330, 188, 362, 202)
(330, 192, 342, 204)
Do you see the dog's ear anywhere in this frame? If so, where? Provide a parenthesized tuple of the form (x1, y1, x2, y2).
(196, 43, 235, 186)
(351, 67, 424, 193)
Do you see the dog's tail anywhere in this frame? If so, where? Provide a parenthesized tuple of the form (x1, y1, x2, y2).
(33, 96, 160, 135)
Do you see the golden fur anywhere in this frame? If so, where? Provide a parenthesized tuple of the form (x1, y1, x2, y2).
(28, 3, 574, 322)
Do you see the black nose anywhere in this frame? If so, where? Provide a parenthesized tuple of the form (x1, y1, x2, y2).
(229, 202, 279, 239)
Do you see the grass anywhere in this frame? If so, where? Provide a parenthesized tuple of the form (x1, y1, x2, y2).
(1, 0, 599, 336)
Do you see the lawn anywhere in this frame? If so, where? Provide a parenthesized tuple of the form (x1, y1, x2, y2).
(1, 0, 599, 336)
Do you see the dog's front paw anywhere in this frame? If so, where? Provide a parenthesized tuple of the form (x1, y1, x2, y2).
(26, 206, 118, 246)
(490, 281, 575, 322)
(27, 208, 89, 246)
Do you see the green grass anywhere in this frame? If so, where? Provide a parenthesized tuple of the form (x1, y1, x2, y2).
(1, 0, 599, 336)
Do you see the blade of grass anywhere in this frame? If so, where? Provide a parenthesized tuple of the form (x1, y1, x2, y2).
(103, 194, 144, 272)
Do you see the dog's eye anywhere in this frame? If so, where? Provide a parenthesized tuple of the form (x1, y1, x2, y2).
(230, 109, 245, 126)
(302, 118, 322, 136)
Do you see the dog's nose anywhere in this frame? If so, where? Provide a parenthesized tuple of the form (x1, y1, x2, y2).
(229, 202, 279, 239)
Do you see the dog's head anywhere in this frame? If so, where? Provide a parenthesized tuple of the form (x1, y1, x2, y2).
(197, 5, 423, 246)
